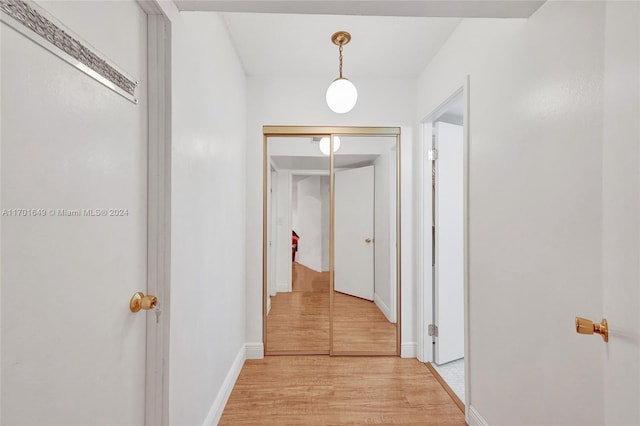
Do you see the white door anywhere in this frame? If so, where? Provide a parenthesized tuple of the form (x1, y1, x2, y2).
(1, 3, 150, 424)
(434, 122, 465, 365)
(334, 165, 374, 301)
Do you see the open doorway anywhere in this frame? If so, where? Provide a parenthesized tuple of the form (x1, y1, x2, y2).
(421, 87, 468, 410)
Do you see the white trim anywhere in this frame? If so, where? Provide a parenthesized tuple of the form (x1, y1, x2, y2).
(374, 293, 393, 324)
(0, 23, 3, 422)
(202, 345, 246, 426)
(144, 6, 172, 426)
(245, 343, 264, 360)
(276, 282, 289, 293)
(266, 296, 271, 315)
(417, 77, 471, 412)
(462, 75, 472, 422)
(400, 342, 417, 358)
(415, 120, 432, 363)
(467, 405, 489, 426)
(136, 0, 164, 14)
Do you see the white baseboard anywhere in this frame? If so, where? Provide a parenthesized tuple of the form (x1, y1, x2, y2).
(276, 282, 289, 293)
(374, 293, 395, 323)
(467, 405, 489, 426)
(400, 342, 417, 358)
(245, 342, 264, 359)
(202, 345, 246, 426)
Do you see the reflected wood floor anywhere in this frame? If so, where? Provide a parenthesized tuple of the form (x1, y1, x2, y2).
(267, 263, 396, 353)
(292, 262, 329, 292)
(219, 356, 466, 425)
(333, 291, 396, 353)
(267, 263, 330, 353)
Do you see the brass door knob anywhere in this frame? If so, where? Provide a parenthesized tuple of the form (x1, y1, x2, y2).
(575, 317, 608, 342)
(365, 238, 373, 244)
(130, 292, 158, 312)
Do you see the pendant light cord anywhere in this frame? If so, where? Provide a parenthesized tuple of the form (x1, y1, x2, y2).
(339, 43, 343, 79)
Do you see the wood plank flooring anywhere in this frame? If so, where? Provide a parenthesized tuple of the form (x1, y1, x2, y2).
(266, 262, 397, 354)
(219, 356, 466, 425)
(333, 291, 396, 353)
(267, 263, 329, 353)
(292, 262, 329, 292)
(266, 290, 330, 353)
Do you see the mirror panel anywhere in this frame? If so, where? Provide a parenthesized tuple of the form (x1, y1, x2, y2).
(332, 135, 398, 354)
(265, 136, 330, 354)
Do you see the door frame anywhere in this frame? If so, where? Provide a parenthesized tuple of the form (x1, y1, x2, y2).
(135, 1, 172, 424)
(262, 126, 401, 356)
(416, 78, 470, 417)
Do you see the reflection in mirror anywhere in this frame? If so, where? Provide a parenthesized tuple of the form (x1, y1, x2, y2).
(332, 136, 398, 354)
(265, 136, 330, 354)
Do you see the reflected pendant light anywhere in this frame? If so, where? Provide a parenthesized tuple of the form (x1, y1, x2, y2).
(326, 31, 357, 114)
(319, 136, 341, 155)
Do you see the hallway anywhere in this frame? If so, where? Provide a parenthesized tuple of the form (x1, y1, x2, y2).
(2, 0, 639, 424)
(219, 356, 465, 425)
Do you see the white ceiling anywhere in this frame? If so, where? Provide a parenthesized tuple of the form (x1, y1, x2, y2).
(175, 1, 545, 19)
(272, 154, 378, 171)
(173, 1, 544, 79)
(221, 13, 461, 78)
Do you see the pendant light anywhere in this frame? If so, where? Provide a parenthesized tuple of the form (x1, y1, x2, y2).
(326, 31, 357, 114)
(318, 136, 341, 155)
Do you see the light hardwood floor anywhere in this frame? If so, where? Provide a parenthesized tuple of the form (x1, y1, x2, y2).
(333, 291, 396, 353)
(219, 356, 466, 425)
(266, 263, 330, 353)
(267, 262, 397, 354)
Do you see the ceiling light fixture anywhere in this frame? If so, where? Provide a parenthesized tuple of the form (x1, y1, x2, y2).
(319, 136, 341, 155)
(326, 31, 357, 114)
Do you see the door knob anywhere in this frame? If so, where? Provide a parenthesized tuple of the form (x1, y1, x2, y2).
(130, 292, 158, 312)
(365, 238, 373, 244)
(575, 317, 608, 342)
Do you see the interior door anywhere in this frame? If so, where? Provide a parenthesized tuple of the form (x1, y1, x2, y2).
(1, 3, 149, 424)
(434, 122, 465, 365)
(334, 165, 375, 301)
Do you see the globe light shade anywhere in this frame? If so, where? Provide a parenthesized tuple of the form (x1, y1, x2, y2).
(326, 78, 357, 113)
(319, 136, 341, 156)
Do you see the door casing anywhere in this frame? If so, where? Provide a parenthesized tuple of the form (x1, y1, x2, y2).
(135, 2, 172, 424)
(417, 79, 470, 419)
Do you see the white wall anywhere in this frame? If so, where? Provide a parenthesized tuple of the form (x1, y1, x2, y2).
(274, 170, 291, 292)
(246, 76, 415, 352)
(295, 176, 323, 272)
(602, 2, 640, 424)
(415, 2, 610, 424)
(157, 6, 248, 425)
(374, 146, 396, 323)
(321, 176, 330, 271)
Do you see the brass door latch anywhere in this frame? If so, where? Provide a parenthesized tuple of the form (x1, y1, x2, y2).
(130, 292, 158, 313)
(575, 317, 608, 342)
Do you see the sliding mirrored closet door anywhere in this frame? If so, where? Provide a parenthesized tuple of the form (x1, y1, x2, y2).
(263, 127, 400, 356)
(331, 135, 398, 355)
(264, 135, 330, 354)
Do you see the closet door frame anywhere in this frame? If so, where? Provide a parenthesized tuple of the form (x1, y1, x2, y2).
(262, 126, 401, 356)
